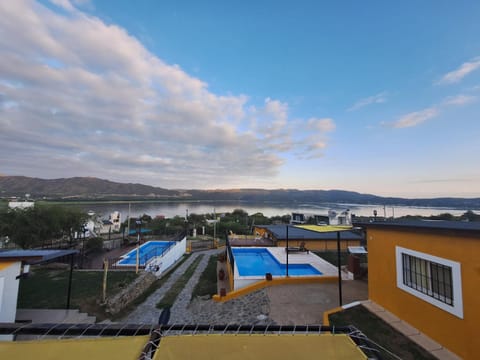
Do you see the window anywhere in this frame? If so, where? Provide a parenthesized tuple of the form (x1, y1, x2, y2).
(402, 253, 453, 305)
(396, 247, 463, 318)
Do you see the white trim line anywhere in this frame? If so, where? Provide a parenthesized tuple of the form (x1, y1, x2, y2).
(342, 301, 361, 310)
(395, 246, 463, 319)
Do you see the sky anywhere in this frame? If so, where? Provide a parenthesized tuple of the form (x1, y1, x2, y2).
(1, 0, 480, 198)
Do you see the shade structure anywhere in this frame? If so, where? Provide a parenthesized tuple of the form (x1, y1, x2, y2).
(295, 225, 354, 233)
(0, 336, 149, 360)
(153, 334, 367, 360)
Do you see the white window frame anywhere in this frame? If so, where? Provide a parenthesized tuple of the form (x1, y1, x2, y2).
(395, 246, 463, 319)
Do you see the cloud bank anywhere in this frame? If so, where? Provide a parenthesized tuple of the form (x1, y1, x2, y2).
(0, 1, 334, 188)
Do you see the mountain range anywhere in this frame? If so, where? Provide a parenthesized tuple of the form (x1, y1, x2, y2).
(1, 176, 479, 208)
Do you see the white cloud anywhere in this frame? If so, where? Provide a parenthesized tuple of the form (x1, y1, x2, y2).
(388, 93, 475, 129)
(0, 0, 333, 188)
(347, 92, 387, 111)
(442, 94, 476, 106)
(391, 107, 439, 128)
(437, 57, 480, 85)
(307, 118, 336, 132)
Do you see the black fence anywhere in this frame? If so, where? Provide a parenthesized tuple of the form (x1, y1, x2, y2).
(225, 231, 234, 275)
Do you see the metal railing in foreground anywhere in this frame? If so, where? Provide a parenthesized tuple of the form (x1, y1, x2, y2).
(0, 323, 388, 360)
(0, 323, 355, 337)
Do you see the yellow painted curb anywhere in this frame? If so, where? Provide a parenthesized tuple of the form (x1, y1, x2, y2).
(323, 307, 343, 326)
(213, 276, 338, 302)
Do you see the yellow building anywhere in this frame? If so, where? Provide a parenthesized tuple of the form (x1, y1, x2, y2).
(254, 225, 362, 251)
(355, 220, 480, 359)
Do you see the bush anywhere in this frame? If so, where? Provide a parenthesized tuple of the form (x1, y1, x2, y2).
(86, 237, 103, 253)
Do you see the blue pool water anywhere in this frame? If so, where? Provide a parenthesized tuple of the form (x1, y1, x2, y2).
(232, 248, 322, 276)
(118, 241, 176, 265)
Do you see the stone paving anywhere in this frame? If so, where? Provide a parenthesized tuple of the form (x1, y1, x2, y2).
(123, 248, 273, 325)
(122, 250, 211, 323)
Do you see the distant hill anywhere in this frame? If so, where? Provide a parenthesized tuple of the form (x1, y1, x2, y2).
(0, 176, 479, 208)
(0, 176, 183, 199)
(186, 189, 480, 208)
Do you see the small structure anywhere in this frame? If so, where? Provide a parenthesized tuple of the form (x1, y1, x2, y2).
(354, 220, 480, 359)
(254, 225, 363, 251)
(0, 249, 78, 327)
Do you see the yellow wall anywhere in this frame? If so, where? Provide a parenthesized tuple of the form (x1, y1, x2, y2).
(253, 227, 269, 238)
(277, 239, 360, 251)
(367, 228, 480, 359)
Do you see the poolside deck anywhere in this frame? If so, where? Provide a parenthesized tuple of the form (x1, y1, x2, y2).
(267, 247, 341, 278)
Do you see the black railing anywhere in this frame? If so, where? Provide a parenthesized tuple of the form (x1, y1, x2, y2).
(225, 231, 234, 274)
(141, 241, 177, 266)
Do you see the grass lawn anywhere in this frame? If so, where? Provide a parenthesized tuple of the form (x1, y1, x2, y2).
(156, 255, 204, 309)
(314, 251, 349, 267)
(191, 255, 217, 299)
(18, 268, 138, 320)
(329, 305, 437, 360)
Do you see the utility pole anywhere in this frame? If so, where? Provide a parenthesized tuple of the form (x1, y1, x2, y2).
(286, 225, 289, 277)
(126, 203, 131, 239)
(213, 208, 216, 246)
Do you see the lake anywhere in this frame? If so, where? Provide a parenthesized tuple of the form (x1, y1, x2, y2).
(68, 200, 479, 220)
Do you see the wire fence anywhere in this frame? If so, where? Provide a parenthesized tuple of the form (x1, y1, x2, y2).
(0, 322, 399, 360)
(0, 322, 392, 359)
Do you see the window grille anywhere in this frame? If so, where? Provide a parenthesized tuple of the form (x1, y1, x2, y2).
(402, 253, 453, 306)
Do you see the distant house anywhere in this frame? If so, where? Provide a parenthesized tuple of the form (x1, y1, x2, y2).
(254, 225, 363, 251)
(98, 211, 121, 234)
(7, 201, 34, 210)
(354, 220, 480, 359)
(290, 210, 351, 226)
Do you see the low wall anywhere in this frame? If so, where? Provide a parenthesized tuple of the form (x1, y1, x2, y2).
(105, 271, 157, 315)
(103, 238, 124, 250)
(147, 237, 187, 276)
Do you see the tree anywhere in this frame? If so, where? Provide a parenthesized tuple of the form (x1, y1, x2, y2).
(0, 205, 88, 249)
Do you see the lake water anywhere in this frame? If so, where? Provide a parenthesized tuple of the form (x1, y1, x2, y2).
(69, 200, 479, 220)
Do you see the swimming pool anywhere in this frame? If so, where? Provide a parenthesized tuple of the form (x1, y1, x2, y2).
(118, 241, 176, 266)
(232, 248, 322, 276)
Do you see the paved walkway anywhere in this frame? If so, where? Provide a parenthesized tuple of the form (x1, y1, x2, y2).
(123, 248, 273, 325)
(268, 281, 368, 325)
(122, 250, 208, 323)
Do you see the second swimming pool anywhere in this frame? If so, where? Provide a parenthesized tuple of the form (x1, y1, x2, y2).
(118, 240, 176, 266)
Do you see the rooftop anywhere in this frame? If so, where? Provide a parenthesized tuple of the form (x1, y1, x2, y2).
(0, 249, 78, 264)
(353, 219, 480, 234)
(257, 225, 363, 240)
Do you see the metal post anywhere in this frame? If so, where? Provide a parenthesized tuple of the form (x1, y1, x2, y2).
(136, 220, 141, 274)
(286, 225, 289, 277)
(127, 202, 131, 239)
(81, 228, 85, 269)
(337, 231, 343, 306)
(213, 208, 216, 245)
(102, 258, 108, 303)
(66, 254, 74, 310)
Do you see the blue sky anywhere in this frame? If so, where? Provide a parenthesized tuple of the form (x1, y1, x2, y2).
(1, 1, 480, 197)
